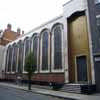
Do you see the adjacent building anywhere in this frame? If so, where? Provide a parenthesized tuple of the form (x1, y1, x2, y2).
(0, 24, 22, 46)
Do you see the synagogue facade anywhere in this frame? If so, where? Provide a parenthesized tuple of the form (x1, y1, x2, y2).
(1, 0, 100, 93)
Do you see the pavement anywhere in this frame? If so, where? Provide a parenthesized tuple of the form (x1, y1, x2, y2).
(0, 85, 63, 100)
(0, 82, 100, 100)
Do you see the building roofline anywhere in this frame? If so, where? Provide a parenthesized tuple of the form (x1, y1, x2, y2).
(28, 15, 63, 33)
(63, 0, 73, 7)
(5, 15, 63, 46)
(20, 15, 63, 37)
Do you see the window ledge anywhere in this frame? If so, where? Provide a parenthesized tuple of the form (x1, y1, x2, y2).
(51, 69, 64, 73)
(40, 70, 50, 73)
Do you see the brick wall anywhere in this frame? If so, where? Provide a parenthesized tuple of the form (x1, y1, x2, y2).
(5, 73, 65, 83)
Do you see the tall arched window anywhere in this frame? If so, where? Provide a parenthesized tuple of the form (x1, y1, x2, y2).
(7, 46, 13, 72)
(17, 41, 24, 73)
(41, 30, 49, 71)
(52, 24, 63, 70)
(12, 44, 18, 72)
(24, 38, 31, 71)
(5, 47, 9, 72)
(32, 35, 38, 71)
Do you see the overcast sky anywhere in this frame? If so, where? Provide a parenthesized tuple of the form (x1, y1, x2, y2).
(0, 0, 69, 33)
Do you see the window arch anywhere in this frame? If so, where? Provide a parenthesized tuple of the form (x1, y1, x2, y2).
(5, 47, 10, 72)
(41, 29, 49, 71)
(7, 46, 13, 72)
(24, 37, 31, 71)
(32, 35, 38, 71)
(17, 41, 24, 73)
(51, 23, 63, 71)
(12, 44, 18, 72)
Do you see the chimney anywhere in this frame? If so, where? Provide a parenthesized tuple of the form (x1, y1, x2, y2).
(17, 28, 21, 37)
(7, 24, 12, 31)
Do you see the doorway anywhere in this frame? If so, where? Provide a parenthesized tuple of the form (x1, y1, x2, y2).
(76, 56, 88, 82)
(68, 12, 91, 83)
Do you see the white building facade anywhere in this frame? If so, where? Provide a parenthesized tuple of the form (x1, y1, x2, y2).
(1, 0, 100, 93)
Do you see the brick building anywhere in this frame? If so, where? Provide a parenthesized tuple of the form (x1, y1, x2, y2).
(0, 24, 21, 46)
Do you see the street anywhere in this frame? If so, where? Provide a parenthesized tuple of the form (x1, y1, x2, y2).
(0, 85, 68, 100)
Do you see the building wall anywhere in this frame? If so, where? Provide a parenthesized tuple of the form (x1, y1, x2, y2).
(2, 0, 100, 89)
(4, 16, 66, 83)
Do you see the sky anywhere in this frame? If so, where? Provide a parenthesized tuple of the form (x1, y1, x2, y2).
(0, 0, 69, 33)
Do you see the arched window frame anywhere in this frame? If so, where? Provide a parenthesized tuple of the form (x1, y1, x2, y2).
(51, 23, 64, 72)
(5, 46, 10, 73)
(15, 44, 19, 73)
(11, 43, 18, 73)
(31, 33, 39, 73)
(40, 29, 50, 73)
(7, 46, 13, 73)
(23, 37, 31, 73)
(17, 41, 24, 73)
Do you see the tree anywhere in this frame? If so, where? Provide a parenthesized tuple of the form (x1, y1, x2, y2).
(24, 52, 36, 90)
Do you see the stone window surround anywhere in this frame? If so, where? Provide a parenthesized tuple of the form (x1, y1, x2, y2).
(7, 47, 13, 73)
(31, 35, 39, 73)
(5, 23, 65, 74)
(51, 24, 64, 73)
(11, 47, 15, 73)
(40, 29, 50, 73)
(5, 48, 9, 72)
(23, 38, 31, 73)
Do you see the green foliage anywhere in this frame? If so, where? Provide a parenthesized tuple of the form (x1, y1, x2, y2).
(24, 51, 36, 90)
(24, 52, 36, 78)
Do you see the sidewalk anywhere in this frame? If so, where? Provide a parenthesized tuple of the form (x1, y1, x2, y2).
(0, 82, 99, 100)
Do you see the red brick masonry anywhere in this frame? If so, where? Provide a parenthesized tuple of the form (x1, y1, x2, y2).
(31, 73, 64, 83)
(5, 73, 65, 83)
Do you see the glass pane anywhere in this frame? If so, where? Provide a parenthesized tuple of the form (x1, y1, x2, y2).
(97, 18, 100, 34)
(33, 37, 38, 71)
(25, 39, 30, 57)
(18, 43, 24, 73)
(5, 49, 9, 72)
(12, 45, 18, 72)
(42, 31, 48, 70)
(24, 39, 31, 71)
(8, 47, 13, 72)
(54, 25, 62, 70)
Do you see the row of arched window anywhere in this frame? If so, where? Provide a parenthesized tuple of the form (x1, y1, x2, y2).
(5, 23, 64, 73)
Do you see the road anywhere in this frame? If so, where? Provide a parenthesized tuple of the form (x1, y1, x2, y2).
(0, 85, 68, 100)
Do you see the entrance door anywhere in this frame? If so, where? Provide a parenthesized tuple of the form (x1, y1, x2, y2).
(68, 13, 91, 83)
(76, 56, 88, 82)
